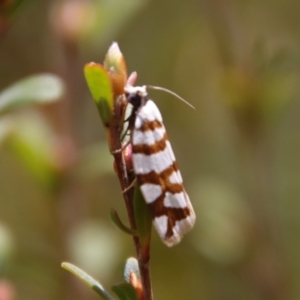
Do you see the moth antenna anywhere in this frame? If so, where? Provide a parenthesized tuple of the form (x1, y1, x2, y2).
(147, 85, 195, 110)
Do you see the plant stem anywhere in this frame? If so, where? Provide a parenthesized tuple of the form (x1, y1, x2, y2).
(110, 97, 153, 300)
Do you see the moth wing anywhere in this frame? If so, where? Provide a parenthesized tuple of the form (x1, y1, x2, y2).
(131, 100, 195, 246)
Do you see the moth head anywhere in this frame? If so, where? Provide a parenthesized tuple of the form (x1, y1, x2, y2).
(124, 85, 148, 108)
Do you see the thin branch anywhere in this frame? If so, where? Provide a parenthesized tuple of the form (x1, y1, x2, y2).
(110, 96, 153, 300)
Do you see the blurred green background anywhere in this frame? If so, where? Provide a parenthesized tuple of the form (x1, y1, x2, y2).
(1, 0, 300, 299)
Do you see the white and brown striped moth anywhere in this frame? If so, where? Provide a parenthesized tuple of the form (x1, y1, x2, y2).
(124, 85, 196, 247)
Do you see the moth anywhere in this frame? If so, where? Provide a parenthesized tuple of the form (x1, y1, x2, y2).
(124, 85, 196, 247)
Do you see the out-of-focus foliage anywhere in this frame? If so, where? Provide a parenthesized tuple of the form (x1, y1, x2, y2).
(1, 0, 300, 300)
(0, 73, 65, 188)
(0, 222, 14, 271)
(61, 262, 115, 300)
(0, 74, 64, 115)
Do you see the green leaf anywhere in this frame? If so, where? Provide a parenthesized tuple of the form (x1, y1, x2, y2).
(111, 283, 139, 300)
(0, 74, 64, 115)
(133, 184, 152, 247)
(84, 62, 113, 128)
(123, 258, 140, 283)
(110, 209, 137, 236)
(62, 262, 115, 300)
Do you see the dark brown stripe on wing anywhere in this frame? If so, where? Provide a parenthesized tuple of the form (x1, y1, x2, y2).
(138, 163, 187, 231)
(137, 162, 191, 240)
(148, 192, 192, 239)
(132, 133, 168, 155)
(137, 167, 184, 220)
(138, 120, 163, 132)
(137, 162, 182, 191)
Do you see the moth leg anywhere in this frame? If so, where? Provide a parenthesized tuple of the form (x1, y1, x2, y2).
(120, 126, 130, 142)
(122, 177, 137, 194)
(111, 140, 131, 154)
